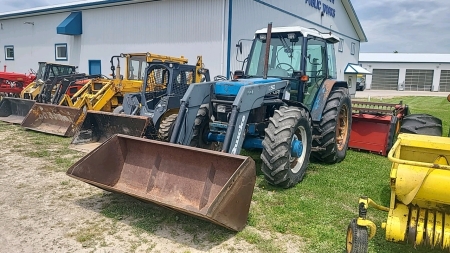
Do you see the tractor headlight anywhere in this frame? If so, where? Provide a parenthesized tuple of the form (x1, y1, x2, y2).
(259, 34, 267, 40)
(217, 105, 227, 113)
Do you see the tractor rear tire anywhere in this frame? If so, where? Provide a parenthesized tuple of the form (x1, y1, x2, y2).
(158, 114, 178, 141)
(400, 114, 442, 136)
(346, 219, 368, 253)
(311, 87, 352, 163)
(261, 106, 312, 188)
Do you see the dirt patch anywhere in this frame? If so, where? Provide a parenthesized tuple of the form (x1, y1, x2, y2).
(0, 123, 305, 252)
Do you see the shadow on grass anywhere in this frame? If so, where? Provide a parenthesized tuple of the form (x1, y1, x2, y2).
(74, 192, 235, 251)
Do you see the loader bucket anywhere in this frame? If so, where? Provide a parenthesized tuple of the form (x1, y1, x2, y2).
(69, 111, 150, 153)
(0, 97, 36, 124)
(21, 103, 84, 137)
(67, 134, 256, 231)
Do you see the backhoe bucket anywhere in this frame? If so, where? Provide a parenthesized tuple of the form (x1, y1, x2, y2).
(67, 134, 256, 231)
(21, 103, 84, 137)
(0, 97, 36, 124)
(69, 111, 150, 153)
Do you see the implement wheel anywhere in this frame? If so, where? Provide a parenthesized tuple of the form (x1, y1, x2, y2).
(312, 87, 351, 163)
(346, 219, 368, 253)
(158, 114, 177, 141)
(261, 106, 312, 188)
(400, 114, 442, 136)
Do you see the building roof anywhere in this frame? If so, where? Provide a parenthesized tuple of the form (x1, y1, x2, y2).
(360, 53, 450, 63)
(0, 0, 367, 42)
(255, 26, 340, 43)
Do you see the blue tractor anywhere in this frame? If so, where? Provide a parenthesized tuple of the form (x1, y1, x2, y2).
(170, 23, 352, 188)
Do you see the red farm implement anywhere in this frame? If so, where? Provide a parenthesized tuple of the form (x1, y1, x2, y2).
(0, 72, 36, 97)
(349, 101, 409, 156)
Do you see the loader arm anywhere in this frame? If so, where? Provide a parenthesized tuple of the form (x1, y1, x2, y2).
(171, 79, 288, 155)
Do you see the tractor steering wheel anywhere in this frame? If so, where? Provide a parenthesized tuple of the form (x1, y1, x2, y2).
(276, 63, 294, 73)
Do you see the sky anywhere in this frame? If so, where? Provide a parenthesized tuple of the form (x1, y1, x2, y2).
(0, 0, 449, 53)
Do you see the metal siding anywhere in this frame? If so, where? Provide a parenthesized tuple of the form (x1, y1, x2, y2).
(0, 0, 224, 77)
(78, 0, 224, 76)
(230, 0, 360, 81)
(0, 13, 73, 72)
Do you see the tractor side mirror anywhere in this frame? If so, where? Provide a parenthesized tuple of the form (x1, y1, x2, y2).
(236, 42, 243, 55)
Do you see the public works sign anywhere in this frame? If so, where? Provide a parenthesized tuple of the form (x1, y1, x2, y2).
(305, 0, 336, 18)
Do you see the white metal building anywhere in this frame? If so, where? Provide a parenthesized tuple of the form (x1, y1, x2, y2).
(0, 0, 366, 85)
(360, 53, 450, 92)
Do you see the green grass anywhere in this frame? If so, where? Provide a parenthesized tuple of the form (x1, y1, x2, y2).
(1, 96, 448, 252)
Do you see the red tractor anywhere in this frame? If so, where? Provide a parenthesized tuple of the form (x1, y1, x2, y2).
(0, 71, 36, 98)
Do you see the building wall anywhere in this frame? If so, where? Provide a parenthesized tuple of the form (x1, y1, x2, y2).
(230, 0, 361, 81)
(360, 62, 450, 91)
(0, 0, 361, 82)
(0, 0, 226, 76)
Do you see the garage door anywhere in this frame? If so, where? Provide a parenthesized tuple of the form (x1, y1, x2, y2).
(405, 69, 434, 91)
(371, 69, 399, 90)
(439, 70, 450, 92)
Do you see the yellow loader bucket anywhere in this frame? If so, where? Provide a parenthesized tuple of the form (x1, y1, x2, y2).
(0, 97, 36, 124)
(21, 103, 84, 137)
(69, 111, 150, 153)
(66, 134, 256, 231)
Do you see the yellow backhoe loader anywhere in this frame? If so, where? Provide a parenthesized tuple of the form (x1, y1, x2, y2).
(20, 53, 189, 137)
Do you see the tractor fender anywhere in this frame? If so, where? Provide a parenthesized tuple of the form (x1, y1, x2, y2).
(282, 99, 312, 121)
(310, 79, 348, 122)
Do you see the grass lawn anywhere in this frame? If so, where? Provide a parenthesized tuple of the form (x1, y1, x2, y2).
(4, 95, 448, 252)
(241, 96, 450, 253)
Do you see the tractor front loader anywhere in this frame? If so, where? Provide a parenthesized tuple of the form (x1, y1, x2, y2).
(21, 74, 102, 136)
(69, 55, 209, 152)
(0, 62, 77, 124)
(67, 24, 352, 231)
(20, 53, 188, 137)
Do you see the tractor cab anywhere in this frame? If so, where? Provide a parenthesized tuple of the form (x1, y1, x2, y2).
(237, 26, 339, 109)
(35, 62, 77, 82)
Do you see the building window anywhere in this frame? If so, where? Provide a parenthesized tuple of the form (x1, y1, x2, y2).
(5, 45, 14, 60)
(351, 42, 356, 55)
(55, 43, 68, 61)
(338, 38, 344, 52)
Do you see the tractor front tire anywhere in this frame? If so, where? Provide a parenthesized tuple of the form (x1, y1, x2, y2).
(311, 87, 352, 163)
(400, 114, 442, 136)
(158, 114, 178, 141)
(190, 107, 218, 150)
(261, 106, 312, 188)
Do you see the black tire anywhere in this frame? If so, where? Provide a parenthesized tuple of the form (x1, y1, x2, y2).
(386, 116, 399, 154)
(346, 219, 368, 253)
(400, 114, 442, 136)
(112, 105, 124, 114)
(158, 114, 177, 141)
(311, 87, 352, 163)
(190, 107, 217, 150)
(260, 106, 312, 188)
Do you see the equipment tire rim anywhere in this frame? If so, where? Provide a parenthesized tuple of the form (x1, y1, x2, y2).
(290, 125, 307, 174)
(337, 104, 349, 151)
(346, 226, 353, 253)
